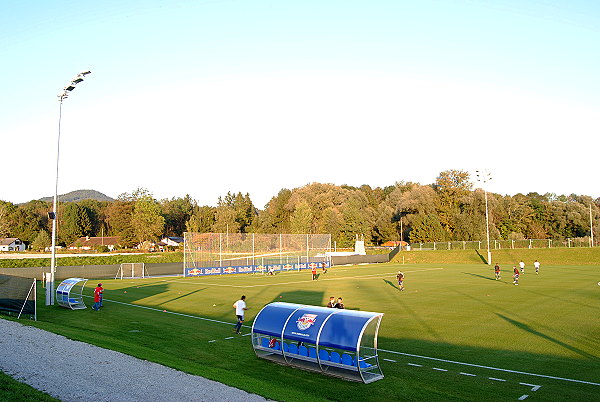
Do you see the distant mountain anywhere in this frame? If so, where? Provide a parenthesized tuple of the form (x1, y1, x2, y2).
(40, 189, 114, 203)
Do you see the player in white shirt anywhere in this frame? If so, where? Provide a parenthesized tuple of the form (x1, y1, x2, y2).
(534, 260, 540, 274)
(233, 295, 248, 334)
(519, 260, 525, 274)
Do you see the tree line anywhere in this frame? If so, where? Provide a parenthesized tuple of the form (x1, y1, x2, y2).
(0, 170, 598, 250)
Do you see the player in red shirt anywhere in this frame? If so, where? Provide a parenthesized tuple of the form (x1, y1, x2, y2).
(494, 264, 501, 280)
(311, 265, 317, 280)
(512, 266, 519, 286)
(93, 283, 103, 310)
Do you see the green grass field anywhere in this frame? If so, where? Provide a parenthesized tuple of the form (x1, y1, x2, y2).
(11, 252, 600, 401)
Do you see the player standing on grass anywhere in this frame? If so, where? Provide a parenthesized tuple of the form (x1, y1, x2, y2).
(396, 271, 405, 291)
(513, 266, 520, 285)
(321, 261, 327, 274)
(519, 260, 525, 274)
(494, 263, 501, 280)
(534, 260, 540, 274)
(92, 283, 103, 311)
(312, 264, 317, 280)
(233, 295, 247, 334)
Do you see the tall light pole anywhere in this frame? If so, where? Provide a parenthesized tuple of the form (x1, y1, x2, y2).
(590, 204, 594, 248)
(476, 170, 492, 265)
(46, 71, 92, 306)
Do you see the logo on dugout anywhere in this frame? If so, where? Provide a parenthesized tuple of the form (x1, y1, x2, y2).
(296, 313, 318, 331)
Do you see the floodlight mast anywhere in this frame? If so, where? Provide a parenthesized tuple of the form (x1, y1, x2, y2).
(46, 71, 92, 306)
(476, 170, 492, 265)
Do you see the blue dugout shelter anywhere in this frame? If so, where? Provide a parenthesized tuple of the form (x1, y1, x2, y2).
(251, 302, 384, 383)
(56, 278, 88, 310)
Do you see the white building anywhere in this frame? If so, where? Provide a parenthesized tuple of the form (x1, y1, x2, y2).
(0, 238, 26, 252)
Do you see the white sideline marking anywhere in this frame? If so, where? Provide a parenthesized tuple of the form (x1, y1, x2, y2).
(93, 296, 598, 388)
(379, 348, 600, 386)
(224, 337, 234, 340)
(407, 363, 422, 367)
(242, 333, 252, 337)
(489, 377, 506, 382)
(520, 383, 541, 391)
(383, 358, 396, 363)
(432, 367, 447, 372)
(518, 395, 529, 400)
(208, 340, 216, 343)
(459, 372, 476, 377)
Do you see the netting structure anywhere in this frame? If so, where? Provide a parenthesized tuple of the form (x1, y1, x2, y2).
(115, 263, 147, 279)
(0, 274, 36, 320)
(183, 233, 331, 277)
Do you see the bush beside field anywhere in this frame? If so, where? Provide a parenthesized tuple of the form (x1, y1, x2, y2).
(392, 247, 600, 266)
(0, 252, 183, 269)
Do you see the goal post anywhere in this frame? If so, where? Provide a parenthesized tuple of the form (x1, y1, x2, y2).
(115, 263, 147, 279)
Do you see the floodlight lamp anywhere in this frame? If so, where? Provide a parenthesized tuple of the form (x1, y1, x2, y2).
(65, 85, 76, 91)
(80, 70, 91, 76)
(72, 77, 84, 84)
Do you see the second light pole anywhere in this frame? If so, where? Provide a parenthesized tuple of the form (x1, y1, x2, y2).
(476, 170, 492, 265)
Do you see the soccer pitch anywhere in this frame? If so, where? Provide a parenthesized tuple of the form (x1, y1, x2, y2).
(32, 262, 600, 401)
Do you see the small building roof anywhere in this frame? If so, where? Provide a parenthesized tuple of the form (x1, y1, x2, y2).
(0, 238, 21, 246)
(69, 236, 121, 247)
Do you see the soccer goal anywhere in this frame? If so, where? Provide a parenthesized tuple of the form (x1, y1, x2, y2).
(115, 263, 147, 279)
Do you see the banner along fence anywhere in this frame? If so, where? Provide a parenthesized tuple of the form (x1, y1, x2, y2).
(413, 237, 596, 251)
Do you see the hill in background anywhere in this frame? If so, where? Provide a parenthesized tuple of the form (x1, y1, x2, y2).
(40, 189, 114, 203)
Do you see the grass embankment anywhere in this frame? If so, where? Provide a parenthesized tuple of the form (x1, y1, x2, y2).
(393, 247, 600, 266)
(0, 371, 58, 402)
(0, 252, 183, 268)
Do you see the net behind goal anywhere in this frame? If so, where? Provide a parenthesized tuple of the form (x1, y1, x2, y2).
(183, 233, 331, 276)
(115, 263, 147, 279)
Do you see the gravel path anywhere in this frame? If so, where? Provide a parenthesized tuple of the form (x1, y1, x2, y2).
(0, 318, 267, 401)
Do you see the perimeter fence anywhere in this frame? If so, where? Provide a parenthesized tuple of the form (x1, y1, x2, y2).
(412, 237, 596, 251)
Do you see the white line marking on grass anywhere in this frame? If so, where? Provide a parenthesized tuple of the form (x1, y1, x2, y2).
(208, 340, 216, 343)
(379, 349, 600, 386)
(432, 367, 447, 372)
(518, 395, 529, 400)
(383, 358, 396, 363)
(407, 363, 422, 367)
(224, 337, 234, 340)
(242, 333, 252, 336)
(89, 297, 251, 329)
(520, 383, 541, 391)
(489, 377, 507, 382)
(459, 372, 476, 377)
(164, 268, 444, 289)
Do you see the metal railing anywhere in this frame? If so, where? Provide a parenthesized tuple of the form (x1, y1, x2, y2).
(412, 237, 596, 251)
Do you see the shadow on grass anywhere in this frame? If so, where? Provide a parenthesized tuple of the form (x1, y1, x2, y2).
(475, 249, 488, 264)
(383, 279, 399, 290)
(462, 272, 497, 282)
(161, 287, 208, 304)
(272, 290, 325, 306)
(495, 313, 598, 360)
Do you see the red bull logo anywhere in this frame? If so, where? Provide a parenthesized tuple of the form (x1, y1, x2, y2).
(309, 263, 317, 269)
(224, 267, 236, 274)
(239, 266, 253, 273)
(256, 265, 266, 272)
(205, 268, 221, 274)
(188, 268, 202, 276)
(296, 313, 318, 331)
(283, 264, 293, 270)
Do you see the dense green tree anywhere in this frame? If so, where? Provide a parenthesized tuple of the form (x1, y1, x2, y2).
(161, 195, 195, 236)
(186, 206, 215, 233)
(409, 214, 447, 243)
(131, 193, 165, 243)
(289, 201, 313, 234)
(60, 203, 93, 245)
(0, 200, 16, 237)
(105, 199, 135, 247)
(31, 229, 51, 251)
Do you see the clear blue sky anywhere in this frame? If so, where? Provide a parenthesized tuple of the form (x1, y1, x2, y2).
(1, 0, 599, 206)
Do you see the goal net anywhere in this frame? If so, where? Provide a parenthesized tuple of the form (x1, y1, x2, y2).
(115, 263, 147, 279)
(0, 274, 36, 320)
(183, 233, 331, 276)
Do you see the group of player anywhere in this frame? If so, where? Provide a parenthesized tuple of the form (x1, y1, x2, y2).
(311, 262, 328, 280)
(494, 260, 541, 285)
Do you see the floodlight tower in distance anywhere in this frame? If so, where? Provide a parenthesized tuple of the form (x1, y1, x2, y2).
(47, 71, 92, 306)
(475, 170, 492, 265)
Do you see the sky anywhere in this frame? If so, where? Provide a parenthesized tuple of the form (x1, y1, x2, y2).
(1, 0, 599, 208)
